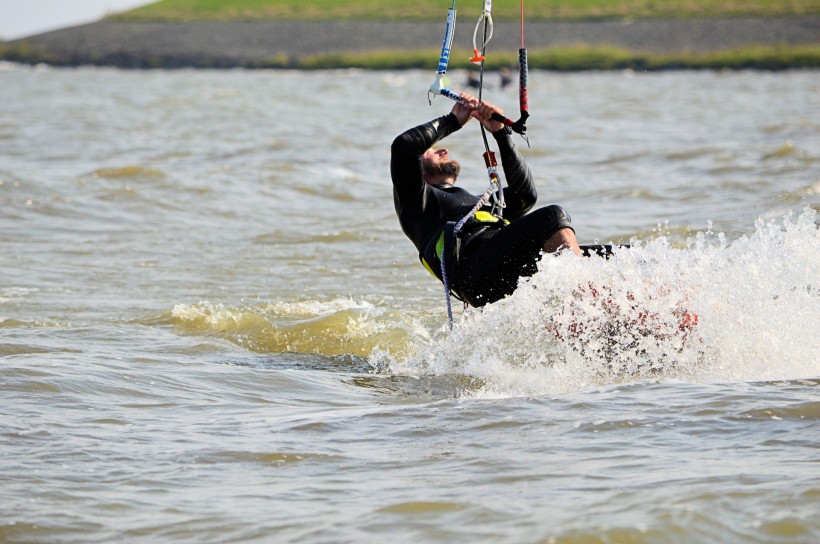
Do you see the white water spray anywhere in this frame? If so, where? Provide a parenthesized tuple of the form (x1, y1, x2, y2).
(383, 209, 820, 397)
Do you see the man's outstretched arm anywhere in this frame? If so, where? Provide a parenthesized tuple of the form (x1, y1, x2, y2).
(494, 129, 536, 218)
(391, 95, 477, 213)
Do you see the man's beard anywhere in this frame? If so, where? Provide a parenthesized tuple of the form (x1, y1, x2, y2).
(423, 159, 461, 180)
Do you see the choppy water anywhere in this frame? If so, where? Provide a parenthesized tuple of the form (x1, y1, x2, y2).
(1, 63, 819, 543)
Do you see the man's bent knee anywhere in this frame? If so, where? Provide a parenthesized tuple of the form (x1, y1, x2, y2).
(541, 204, 573, 232)
(544, 227, 581, 256)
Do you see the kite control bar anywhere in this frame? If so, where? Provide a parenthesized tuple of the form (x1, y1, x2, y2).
(437, 90, 530, 145)
(430, 0, 530, 144)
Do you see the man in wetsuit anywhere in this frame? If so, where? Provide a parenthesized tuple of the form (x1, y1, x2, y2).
(391, 92, 581, 307)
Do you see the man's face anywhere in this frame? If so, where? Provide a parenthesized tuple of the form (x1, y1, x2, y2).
(422, 148, 461, 185)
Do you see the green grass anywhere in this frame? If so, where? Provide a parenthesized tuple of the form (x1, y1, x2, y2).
(3, 42, 818, 70)
(0, 42, 57, 64)
(110, 0, 820, 22)
(254, 45, 820, 70)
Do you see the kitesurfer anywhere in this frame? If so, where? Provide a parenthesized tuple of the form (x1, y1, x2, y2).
(391, 92, 581, 307)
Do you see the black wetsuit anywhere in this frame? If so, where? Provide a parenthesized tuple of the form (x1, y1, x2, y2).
(391, 113, 573, 307)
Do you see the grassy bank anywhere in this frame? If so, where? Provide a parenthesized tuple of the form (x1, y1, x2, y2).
(5, 2, 817, 71)
(112, 0, 820, 21)
(268, 45, 820, 70)
(2, 42, 818, 71)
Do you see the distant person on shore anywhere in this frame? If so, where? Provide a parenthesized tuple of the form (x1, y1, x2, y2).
(465, 70, 481, 89)
(390, 92, 581, 307)
(499, 67, 513, 90)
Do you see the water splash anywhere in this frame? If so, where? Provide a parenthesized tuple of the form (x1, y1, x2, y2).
(378, 209, 820, 397)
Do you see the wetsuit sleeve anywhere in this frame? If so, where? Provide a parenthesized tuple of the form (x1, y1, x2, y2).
(391, 113, 462, 216)
(493, 128, 537, 219)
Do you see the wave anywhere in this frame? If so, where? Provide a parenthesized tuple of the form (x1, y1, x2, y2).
(153, 298, 435, 359)
(89, 165, 166, 179)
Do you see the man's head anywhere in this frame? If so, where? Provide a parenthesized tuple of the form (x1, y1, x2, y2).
(422, 147, 461, 186)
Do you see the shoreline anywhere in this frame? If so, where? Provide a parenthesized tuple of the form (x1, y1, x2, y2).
(1, 17, 818, 70)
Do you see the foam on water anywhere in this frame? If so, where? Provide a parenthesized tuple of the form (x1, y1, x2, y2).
(380, 209, 820, 397)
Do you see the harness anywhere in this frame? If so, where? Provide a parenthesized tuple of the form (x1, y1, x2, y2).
(420, 210, 509, 296)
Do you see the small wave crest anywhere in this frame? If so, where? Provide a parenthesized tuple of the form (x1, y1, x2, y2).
(90, 166, 166, 180)
(376, 209, 820, 397)
(158, 298, 432, 358)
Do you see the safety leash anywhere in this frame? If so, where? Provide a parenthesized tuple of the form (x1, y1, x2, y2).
(428, 0, 534, 327)
(469, 1, 505, 218)
(440, 184, 496, 326)
(439, 1, 505, 327)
